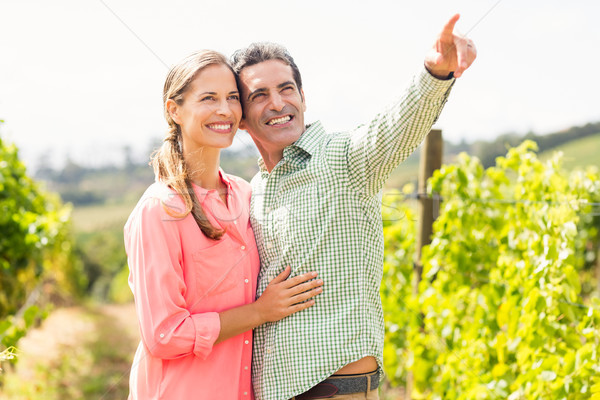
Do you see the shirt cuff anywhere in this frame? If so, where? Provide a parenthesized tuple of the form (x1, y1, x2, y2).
(416, 67, 455, 98)
(191, 312, 221, 359)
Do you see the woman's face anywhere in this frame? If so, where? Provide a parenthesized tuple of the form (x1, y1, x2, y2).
(171, 63, 242, 153)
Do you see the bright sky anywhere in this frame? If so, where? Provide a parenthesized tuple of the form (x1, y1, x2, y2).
(1, 0, 599, 169)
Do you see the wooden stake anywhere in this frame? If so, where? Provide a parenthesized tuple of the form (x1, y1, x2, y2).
(405, 129, 443, 399)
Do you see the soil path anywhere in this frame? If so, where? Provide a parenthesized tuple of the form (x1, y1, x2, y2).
(1, 303, 139, 400)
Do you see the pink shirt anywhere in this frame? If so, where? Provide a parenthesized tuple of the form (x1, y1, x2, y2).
(124, 171, 259, 400)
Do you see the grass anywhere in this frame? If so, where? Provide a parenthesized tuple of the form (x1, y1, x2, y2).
(70, 200, 137, 233)
(539, 132, 600, 171)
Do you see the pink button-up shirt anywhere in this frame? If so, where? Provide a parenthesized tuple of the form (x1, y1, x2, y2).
(124, 171, 259, 400)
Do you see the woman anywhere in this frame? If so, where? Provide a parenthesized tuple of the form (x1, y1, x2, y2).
(124, 50, 323, 400)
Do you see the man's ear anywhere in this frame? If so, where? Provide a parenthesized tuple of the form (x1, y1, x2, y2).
(166, 99, 181, 124)
(301, 89, 307, 112)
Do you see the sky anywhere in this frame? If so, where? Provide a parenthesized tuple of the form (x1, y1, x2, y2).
(0, 0, 599, 170)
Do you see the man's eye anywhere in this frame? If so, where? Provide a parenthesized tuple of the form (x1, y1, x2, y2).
(251, 93, 266, 101)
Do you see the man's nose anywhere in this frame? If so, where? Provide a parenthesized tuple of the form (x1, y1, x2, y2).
(268, 92, 285, 112)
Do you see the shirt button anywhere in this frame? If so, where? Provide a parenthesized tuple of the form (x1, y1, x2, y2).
(233, 220, 238, 225)
(266, 347, 272, 353)
(265, 206, 271, 213)
(244, 340, 249, 345)
(244, 366, 248, 370)
(266, 242, 273, 249)
(241, 245, 246, 250)
(159, 333, 165, 338)
(244, 392, 248, 396)
(244, 279, 249, 283)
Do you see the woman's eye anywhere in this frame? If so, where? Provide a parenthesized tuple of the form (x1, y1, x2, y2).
(228, 94, 240, 101)
(201, 96, 216, 102)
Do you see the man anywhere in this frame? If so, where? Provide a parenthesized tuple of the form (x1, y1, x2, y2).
(232, 14, 476, 400)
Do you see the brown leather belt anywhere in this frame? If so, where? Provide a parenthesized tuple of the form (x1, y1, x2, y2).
(295, 369, 380, 399)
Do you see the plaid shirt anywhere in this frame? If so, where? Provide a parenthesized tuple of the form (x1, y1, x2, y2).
(250, 68, 455, 400)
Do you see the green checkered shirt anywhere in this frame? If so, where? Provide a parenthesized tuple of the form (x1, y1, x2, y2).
(250, 68, 454, 400)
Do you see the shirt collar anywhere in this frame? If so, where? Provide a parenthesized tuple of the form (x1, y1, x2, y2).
(218, 168, 233, 190)
(256, 121, 325, 173)
(291, 121, 324, 156)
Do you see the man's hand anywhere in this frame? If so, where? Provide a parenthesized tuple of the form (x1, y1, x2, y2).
(425, 14, 477, 79)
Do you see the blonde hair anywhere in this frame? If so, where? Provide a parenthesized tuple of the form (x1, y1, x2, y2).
(152, 50, 234, 240)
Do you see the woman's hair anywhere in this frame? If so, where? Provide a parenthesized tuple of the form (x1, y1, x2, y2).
(151, 50, 234, 240)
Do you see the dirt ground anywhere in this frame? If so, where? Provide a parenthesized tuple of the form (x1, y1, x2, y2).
(0, 303, 139, 400)
(2, 303, 405, 399)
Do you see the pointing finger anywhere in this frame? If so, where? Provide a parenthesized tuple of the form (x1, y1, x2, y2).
(440, 13, 460, 40)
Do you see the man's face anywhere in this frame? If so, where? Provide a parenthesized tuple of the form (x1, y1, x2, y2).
(238, 59, 306, 157)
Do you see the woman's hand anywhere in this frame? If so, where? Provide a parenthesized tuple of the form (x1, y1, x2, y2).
(216, 266, 323, 344)
(254, 266, 323, 324)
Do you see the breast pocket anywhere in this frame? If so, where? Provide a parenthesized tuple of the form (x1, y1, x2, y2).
(192, 239, 243, 298)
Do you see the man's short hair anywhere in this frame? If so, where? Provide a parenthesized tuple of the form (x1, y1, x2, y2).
(231, 42, 303, 91)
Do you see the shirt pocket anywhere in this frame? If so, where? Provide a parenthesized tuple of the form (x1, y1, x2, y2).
(192, 239, 242, 298)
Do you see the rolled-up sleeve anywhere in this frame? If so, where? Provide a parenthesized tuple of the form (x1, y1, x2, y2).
(124, 197, 221, 360)
(341, 68, 455, 196)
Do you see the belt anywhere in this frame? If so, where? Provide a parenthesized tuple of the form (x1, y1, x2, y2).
(295, 369, 380, 400)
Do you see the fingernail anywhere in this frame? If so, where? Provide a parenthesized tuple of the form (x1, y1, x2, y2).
(312, 272, 317, 277)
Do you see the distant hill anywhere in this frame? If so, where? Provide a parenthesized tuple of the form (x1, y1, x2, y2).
(539, 132, 600, 170)
(386, 122, 600, 190)
(34, 121, 600, 206)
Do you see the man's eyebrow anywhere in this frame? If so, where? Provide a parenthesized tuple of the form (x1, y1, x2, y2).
(247, 88, 266, 101)
(247, 81, 296, 101)
(277, 81, 296, 89)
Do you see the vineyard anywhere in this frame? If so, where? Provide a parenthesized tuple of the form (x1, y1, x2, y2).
(382, 141, 600, 399)
(0, 133, 86, 357)
(1, 131, 599, 398)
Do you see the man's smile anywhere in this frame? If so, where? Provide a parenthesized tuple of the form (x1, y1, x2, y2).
(266, 115, 293, 126)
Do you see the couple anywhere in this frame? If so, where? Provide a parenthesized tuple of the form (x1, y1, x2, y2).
(124, 14, 476, 400)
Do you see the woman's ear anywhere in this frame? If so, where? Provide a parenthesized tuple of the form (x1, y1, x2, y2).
(166, 99, 181, 124)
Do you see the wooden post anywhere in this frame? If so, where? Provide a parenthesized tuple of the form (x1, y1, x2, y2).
(405, 129, 443, 400)
(414, 129, 443, 286)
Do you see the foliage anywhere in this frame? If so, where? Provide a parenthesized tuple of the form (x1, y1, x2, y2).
(75, 228, 128, 301)
(382, 141, 600, 399)
(108, 264, 133, 304)
(381, 187, 418, 384)
(0, 133, 85, 363)
(0, 347, 16, 364)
